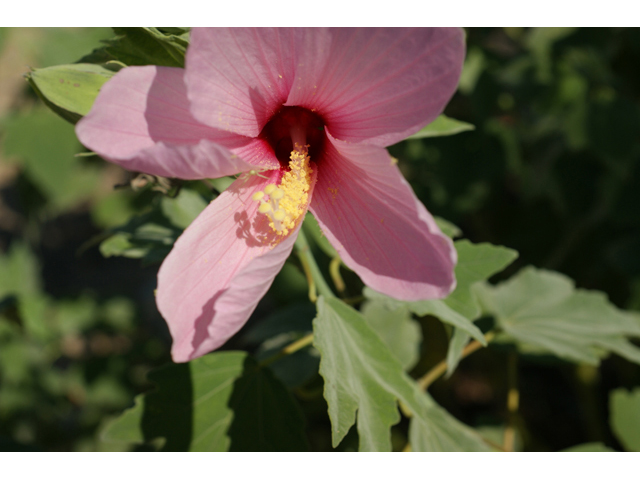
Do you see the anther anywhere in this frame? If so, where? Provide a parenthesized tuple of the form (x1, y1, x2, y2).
(270, 188, 285, 200)
(273, 209, 286, 221)
(258, 203, 272, 213)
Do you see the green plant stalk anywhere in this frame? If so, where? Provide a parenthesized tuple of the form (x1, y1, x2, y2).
(259, 332, 314, 368)
(259, 231, 333, 368)
(503, 350, 519, 452)
(294, 229, 335, 299)
(329, 256, 346, 294)
(418, 330, 496, 390)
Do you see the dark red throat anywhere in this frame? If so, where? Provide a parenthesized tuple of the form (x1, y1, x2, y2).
(260, 106, 326, 165)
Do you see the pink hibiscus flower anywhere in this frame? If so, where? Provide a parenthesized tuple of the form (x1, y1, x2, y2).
(76, 28, 465, 362)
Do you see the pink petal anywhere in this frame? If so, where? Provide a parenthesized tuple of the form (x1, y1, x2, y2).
(286, 28, 466, 147)
(157, 169, 316, 362)
(76, 65, 275, 179)
(310, 130, 456, 301)
(186, 28, 304, 137)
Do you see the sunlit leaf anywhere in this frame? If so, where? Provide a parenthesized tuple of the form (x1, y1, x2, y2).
(101, 352, 307, 451)
(610, 388, 640, 452)
(406, 114, 475, 140)
(27, 63, 117, 124)
(434, 216, 462, 239)
(476, 267, 640, 365)
(313, 296, 489, 451)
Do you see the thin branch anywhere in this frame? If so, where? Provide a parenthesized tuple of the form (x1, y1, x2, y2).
(417, 330, 496, 391)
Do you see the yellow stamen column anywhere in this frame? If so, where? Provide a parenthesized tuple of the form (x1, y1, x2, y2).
(252, 143, 313, 237)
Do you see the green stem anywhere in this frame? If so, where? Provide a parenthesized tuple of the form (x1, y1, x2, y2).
(259, 332, 314, 367)
(503, 351, 519, 452)
(417, 330, 496, 391)
(295, 229, 335, 299)
(329, 256, 346, 294)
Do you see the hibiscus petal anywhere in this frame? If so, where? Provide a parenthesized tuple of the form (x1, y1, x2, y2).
(76, 65, 270, 179)
(157, 170, 314, 362)
(186, 28, 304, 137)
(310, 131, 456, 301)
(286, 28, 466, 147)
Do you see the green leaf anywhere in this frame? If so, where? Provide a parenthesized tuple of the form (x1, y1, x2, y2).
(406, 114, 475, 140)
(256, 334, 320, 388)
(476, 267, 640, 365)
(445, 240, 519, 320)
(91, 191, 137, 229)
(445, 327, 473, 377)
(99, 233, 149, 259)
(458, 47, 486, 95)
(243, 303, 316, 344)
(98, 207, 182, 264)
(562, 442, 615, 452)
(610, 388, 640, 452)
(361, 300, 422, 370)
(365, 241, 518, 350)
(101, 352, 307, 451)
(434, 216, 462, 238)
(408, 398, 492, 452)
(160, 189, 208, 229)
(82, 27, 189, 68)
(246, 303, 319, 388)
(27, 63, 117, 124)
(313, 296, 489, 451)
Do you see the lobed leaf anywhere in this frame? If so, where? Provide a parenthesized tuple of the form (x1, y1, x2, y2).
(101, 352, 307, 451)
(365, 240, 518, 375)
(313, 296, 489, 451)
(245, 303, 319, 388)
(476, 267, 640, 365)
(361, 300, 421, 371)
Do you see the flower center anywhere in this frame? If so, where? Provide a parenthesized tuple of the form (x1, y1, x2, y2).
(252, 144, 313, 236)
(260, 106, 325, 164)
(252, 107, 324, 236)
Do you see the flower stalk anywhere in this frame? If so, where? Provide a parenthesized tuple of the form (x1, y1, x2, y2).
(417, 330, 496, 391)
(294, 229, 335, 300)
